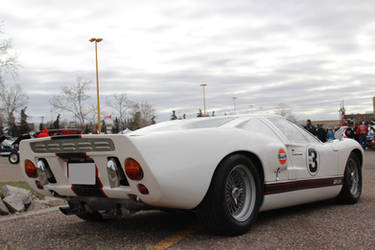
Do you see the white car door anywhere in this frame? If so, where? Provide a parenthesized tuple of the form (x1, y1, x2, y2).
(265, 118, 338, 180)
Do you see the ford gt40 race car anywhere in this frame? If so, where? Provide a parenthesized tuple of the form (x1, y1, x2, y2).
(19, 115, 363, 235)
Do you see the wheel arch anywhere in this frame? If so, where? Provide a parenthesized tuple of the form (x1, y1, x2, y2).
(196, 150, 265, 209)
(351, 148, 363, 169)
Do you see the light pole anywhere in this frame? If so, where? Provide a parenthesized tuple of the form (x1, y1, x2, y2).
(200, 84, 207, 116)
(89, 37, 103, 133)
(232, 97, 237, 113)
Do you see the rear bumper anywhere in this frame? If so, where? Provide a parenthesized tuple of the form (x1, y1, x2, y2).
(19, 135, 163, 208)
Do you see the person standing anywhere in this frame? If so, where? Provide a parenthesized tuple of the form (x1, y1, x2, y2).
(316, 124, 327, 142)
(356, 122, 368, 149)
(327, 129, 335, 141)
(304, 119, 316, 135)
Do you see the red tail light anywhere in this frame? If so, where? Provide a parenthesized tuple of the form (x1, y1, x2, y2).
(124, 158, 143, 180)
(35, 180, 44, 189)
(137, 184, 149, 195)
(25, 160, 37, 178)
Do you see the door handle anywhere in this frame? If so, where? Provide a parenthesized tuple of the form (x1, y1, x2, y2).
(292, 152, 303, 156)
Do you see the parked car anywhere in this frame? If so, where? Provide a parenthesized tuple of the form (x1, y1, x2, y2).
(20, 115, 363, 235)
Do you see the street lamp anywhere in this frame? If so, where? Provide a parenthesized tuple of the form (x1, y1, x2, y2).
(232, 97, 237, 113)
(89, 37, 103, 133)
(200, 84, 207, 116)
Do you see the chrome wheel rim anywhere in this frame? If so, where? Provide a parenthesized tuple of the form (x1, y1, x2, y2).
(347, 159, 359, 196)
(10, 153, 18, 163)
(224, 165, 256, 222)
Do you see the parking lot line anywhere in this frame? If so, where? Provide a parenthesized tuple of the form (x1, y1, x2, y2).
(147, 225, 198, 250)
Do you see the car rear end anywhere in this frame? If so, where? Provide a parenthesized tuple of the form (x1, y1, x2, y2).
(19, 134, 162, 216)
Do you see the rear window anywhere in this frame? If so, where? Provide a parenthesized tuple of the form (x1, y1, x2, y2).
(184, 117, 236, 129)
(132, 117, 236, 135)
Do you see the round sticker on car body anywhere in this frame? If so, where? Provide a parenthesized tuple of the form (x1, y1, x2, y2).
(278, 148, 287, 165)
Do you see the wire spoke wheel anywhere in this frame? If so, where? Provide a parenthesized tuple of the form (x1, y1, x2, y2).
(224, 164, 256, 222)
(347, 159, 360, 196)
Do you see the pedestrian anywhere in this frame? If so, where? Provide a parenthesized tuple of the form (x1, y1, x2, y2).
(356, 121, 368, 149)
(304, 119, 316, 135)
(316, 124, 327, 142)
(327, 129, 335, 141)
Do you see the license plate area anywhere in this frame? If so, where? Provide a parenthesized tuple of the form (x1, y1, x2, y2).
(68, 162, 96, 185)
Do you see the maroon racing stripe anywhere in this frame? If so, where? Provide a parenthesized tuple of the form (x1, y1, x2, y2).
(265, 177, 344, 195)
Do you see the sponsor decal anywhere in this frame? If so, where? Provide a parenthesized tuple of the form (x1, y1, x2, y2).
(278, 149, 287, 165)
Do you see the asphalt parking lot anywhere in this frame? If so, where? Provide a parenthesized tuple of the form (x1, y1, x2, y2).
(1, 151, 375, 249)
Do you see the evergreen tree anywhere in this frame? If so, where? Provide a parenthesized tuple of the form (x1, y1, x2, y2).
(53, 114, 61, 129)
(182, 113, 186, 119)
(212, 111, 215, 117)
(8, 112, 17, 136)
(19, 107, 30, 135)
(112, 117, 120, 133)
(101, 120, 107, 134)
(170, 110, 177, 120)
(39, 122, 44, 131)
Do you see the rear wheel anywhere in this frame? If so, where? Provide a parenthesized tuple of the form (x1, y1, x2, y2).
(8, 151, 19, 164)
(198, 154, 263, 235)
(337, 153, 362, 204)
(75, 211, 103, 222)
(67, 202, 104, 222)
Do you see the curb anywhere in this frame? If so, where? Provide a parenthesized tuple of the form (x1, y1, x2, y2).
(0, 206, 60, 223)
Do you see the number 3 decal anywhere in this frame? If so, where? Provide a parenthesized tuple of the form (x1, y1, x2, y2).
(308, 148, 318, 175)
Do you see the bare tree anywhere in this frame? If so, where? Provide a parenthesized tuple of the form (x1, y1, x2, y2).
(128, 101, 156, 130)
(0, 23, 18, 81)
(106, 94, 130, 131)
(50, 77, 92, 127)
(0, 83, 28, 129)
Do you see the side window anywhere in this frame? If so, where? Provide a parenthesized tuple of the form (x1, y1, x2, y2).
(297, 125, 321, 144)
(241, 118, 277, 136)
(268, 118, 309, 143)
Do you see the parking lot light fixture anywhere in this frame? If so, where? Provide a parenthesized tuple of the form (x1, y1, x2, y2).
(89, 37, 103, 133)
(200, 84, 207, 116)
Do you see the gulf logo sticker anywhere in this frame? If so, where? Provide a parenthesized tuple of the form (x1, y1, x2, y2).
(278, 149, 287, 165)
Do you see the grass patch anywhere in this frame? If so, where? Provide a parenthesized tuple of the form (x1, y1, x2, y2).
(0, 181, 44, 199)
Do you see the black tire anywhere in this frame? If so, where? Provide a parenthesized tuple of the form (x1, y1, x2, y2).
(337, 153, 362, 204)
(8, 151, 19, 164)
(67, 202, 104, 222)
(75, 211, 103, 222)
(198, 154, 263, 235)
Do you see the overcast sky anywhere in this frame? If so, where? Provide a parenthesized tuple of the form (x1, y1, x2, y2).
(1, 0, 375, 123)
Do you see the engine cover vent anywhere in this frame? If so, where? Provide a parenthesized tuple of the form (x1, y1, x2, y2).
(30, 138, 115, 153)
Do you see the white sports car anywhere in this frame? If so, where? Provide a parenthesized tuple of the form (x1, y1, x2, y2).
(20, 115, 363, 235)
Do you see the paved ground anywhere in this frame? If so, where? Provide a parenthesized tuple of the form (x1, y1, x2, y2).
(1, 151, 375, 249)
(0, 157, 23, 182)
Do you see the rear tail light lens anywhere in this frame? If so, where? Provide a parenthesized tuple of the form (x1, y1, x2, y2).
(137, 184, 149, 195)
(35, 180, 44, 189)
(25, 160, 37, 178)
(125, 158, 144, 180)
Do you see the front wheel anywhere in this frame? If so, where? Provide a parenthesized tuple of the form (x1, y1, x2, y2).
(337, 153, 362, 204)
(198, 154, 263, 235)
(8, 151, 19, 164)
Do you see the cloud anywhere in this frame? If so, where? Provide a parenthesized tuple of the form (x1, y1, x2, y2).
(1, 0, 375, 124)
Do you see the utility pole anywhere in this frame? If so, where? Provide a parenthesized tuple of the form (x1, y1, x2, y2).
(200, 84, 207, 116)
(89, 37, 103, 133)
